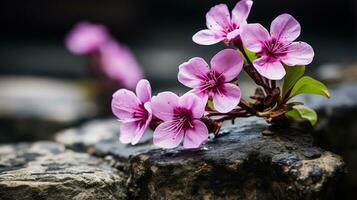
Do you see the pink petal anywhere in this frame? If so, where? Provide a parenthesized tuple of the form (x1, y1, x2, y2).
(183, 120, 209, 149)
(179, 93, 206, 119)
(136, 79, 152, 103)
(192, 29, 225, 45)
(240, 23, 270, 52)
(226, 29, 241, 41)
(112, 89, 140, 120)
(206, 4, 231, 31)
(153, 121, 184, 149)
(282, 42, 314, 66)
(178, 57, 210, 88)
(210, 49, 244, 82)
(253, 57, 286, 80)
(65, 22, 109, 55)
(100, 41, 143, 89)
(188, 89, 209, 107)
(151, 92, 179, 121)
(231, 0, 253, 25)
(212, 83, 241, 113)
(119, 121, 145, 145)
(270, 14, 301, 43)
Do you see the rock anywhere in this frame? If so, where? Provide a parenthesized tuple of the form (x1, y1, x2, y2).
(0, 141, 127, 200)
(128, 117, 345, 200)
(0, 76, 97, 143)
(55, 119, 154, 170)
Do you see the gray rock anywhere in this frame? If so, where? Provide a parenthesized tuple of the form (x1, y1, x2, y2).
(0, 142, 126, 200)
(55, 119, 154, 170)
(128, 117, 345, 200)
(0, 76, 97, 143)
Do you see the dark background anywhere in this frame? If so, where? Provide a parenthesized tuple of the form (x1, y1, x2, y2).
(0, 0, 355, 89)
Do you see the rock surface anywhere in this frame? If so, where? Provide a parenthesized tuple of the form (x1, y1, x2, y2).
(128, 117, 345, 200)
(0, 142, 126, 200)
(55, 119, 154, 158)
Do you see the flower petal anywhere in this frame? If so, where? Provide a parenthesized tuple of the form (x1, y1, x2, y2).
(183, 120, 209, 149)
(112, 89, 140, 120)
(136, 79, 152, 103)
(232, 0, 253, 25)
(270, 14, 301, 43)
(179, 93, 206, 119)
(282, 42, 314, 66)
(206, 4, 231, 31)
(151, 92, 179, 121)
(240, 23, 270, 52)
(119, 121, 145, 145)
(100, 41, 143, 89)
(212, 83, 241, 113)
(153, 121, 184, 149)
(210, 49, 244, 81)
(253, 57, 286, 80)
(65, 22, 109, 55)
(178, 57, 209, 88)
(192, 29, 225, 45)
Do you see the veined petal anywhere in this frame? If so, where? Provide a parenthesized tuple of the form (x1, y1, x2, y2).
(226, 29, 241, 41)
(183, 120, 209, 149)
(206, 4, 231, 31)
(119, 121, 146, 145)
(151, 92, 179, 121)
(178, 57, 210, 88)
(232, 0, 253, 25)
(282, 41, 314, 66)
(112, 89, 140, 119)
(179, 93, 206, 119)
(153, 121, 184, 149)
(270, 14, 301, 43)
(253, 57, 286, 80)
(136, 79, 152, 103)
(211, 49, 243, 82)
(192, 29, 225, 45)
(240, 23, 270, 52)
(212, 83, 241, 113)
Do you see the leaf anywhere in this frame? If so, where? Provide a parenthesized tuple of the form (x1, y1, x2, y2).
(207, 99, 215, 110)
(238, 48, 256, 63)
(285, 105, 318, 126)
(288, 76, 330, 99)
(282, 65, 305, 99)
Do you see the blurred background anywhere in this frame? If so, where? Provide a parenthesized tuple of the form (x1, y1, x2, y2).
(0, 0, 356, 198)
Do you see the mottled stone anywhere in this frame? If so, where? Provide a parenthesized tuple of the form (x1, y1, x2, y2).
(55, 119, 154, 170)
(128, 117, 344, 200)
(0, 76, 97, 143)
(0, 142, 126, 200)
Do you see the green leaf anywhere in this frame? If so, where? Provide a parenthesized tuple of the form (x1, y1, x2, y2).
(238, 48, 256, 63)
(282, 65, 305, 99)
(285, 105, 318, 126)
(288, 76, 330, 99)
(207, 99, 215, 110)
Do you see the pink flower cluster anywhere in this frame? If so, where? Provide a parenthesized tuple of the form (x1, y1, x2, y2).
(65, 21, 143, 89)
(111, 0, 315, 149)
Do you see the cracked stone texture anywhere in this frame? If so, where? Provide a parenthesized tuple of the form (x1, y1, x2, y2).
(0, 142, 127, 200)
(128, 117, 345, 200)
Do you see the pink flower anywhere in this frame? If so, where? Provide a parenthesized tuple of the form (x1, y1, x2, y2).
(100, 41, 144, 89)
(192, 0, 253, 45)
(65, 21, 109, 55)
(151, 92, 208, 149)
(178, 49, 243, 113)
(111, 79, 152, 145)
(240, 14, 314, 80)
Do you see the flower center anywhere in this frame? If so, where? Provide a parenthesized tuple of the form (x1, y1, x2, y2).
(133, 104, 149, 127)
(261, 38, 288, 61)
(173, 107, 194, 130)
(198, 70, 225, 95)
